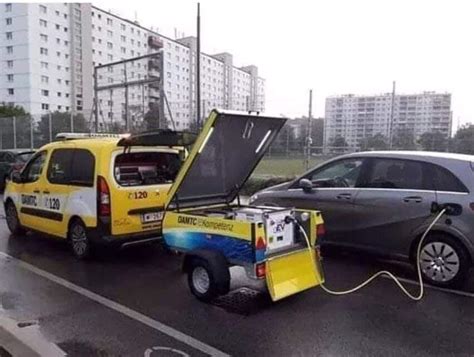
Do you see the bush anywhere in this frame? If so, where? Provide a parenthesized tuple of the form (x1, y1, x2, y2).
(241, 176, 293, 196)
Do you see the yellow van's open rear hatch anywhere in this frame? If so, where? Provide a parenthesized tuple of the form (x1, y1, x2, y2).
(266, 250, 323, 301)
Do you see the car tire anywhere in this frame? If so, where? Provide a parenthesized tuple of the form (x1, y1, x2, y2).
(68, 219, 92, 260)
(5, 201, 25, 235)
(187, 256, 230, 302)
(418, 233, 470, 288)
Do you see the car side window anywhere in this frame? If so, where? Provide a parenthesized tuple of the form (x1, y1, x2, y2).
(23, 151, 47, 183)
(308, 159, 364, 188)
(360, 158, 424, 190)
(426, 163, 468, 193)
(70, 149, 95, 187)
(47, 149, 74, 184)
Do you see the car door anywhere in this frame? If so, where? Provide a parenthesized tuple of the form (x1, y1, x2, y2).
(283, 157, 367, 242)
(17, 151, 48, 231)
(350, 157, 436, 257)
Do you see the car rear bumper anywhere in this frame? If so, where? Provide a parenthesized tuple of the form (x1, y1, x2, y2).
(88, 227, 162, 248)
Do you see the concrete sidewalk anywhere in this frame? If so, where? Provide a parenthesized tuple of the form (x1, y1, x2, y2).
(0, 327, 39, 357)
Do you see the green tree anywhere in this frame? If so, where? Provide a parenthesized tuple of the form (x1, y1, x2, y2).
(418, 131, 448, 152)
(392, 128, 416, 150)
(0, 105, 33, 149)
(36, 112, 89, 146)
(452, 124, 474, 154)
(359, 133, 388, 151)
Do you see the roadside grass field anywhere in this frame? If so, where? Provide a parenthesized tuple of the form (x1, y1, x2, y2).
(253, 156, 330, 178)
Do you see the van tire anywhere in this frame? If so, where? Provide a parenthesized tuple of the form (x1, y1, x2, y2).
(68, 219, 92, 260)
(5, 201, 25, 235)
(187, 254, 230, 302)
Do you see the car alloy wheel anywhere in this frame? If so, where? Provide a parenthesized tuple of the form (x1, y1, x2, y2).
(69, 221, 90, 259)
(420, 242, 460, 283)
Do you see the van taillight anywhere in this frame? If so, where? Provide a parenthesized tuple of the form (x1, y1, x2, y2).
(98, 176, 111, 216)
(316, 224, 326, 238)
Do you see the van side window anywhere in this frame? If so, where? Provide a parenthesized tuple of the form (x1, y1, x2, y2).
(24, 151, 47, 183)
(47, 149, 74, 184)
(70, 149, 95, 187)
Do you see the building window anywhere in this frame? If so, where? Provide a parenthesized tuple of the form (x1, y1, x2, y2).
(107, 42, 113, 49)
(41, 61, 48, 69)
(41, 75, 49, 83)
(6, 3, 12, 12)
(40, 19, 47, 27)
(8, 88, 14, 95)
(107, 30, 113, 37)
(41, 89, 49, 96)
(64, 27, 68, 32)
(6, 18, 12, 25)
(107, 18, 113, 25)
(6, 32, 12, 40)
(40, 34, 48, 42)
(121, 35, 126, 42)
(6, 46, 13, 54)
(57, 79, 62, 84)
(56, 24, 60, 30)
(56, 51, 61, 57)
(41, 103, 49, 110)
(7, 74, 14, 82)
(57, 92, 62, 97)
(7, 60, 13, 68)
(121, 24, 126, 31)
(39, 4, 47, 13)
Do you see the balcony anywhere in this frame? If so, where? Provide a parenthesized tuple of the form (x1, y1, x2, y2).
(148, 36, 163, 49)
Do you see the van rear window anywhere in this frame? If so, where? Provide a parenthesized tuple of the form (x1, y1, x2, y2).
(114, 151, 181, 186)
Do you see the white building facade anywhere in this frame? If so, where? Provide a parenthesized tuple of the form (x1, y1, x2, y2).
(324, 92, 452, 150)
(0, 3, 265, 130)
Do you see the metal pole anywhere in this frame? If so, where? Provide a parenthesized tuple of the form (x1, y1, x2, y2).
(196, 2, 201, 127)
(94, 67, 99, 132)
(124, 62, 129, 131)
(389, 80, 396, 149)
(70, 112, 74, 133)
(30, 116, 34, 149)
(305, 90, 313, 170)
(12, 116, 17, 149)
(48, 112, 52, 142)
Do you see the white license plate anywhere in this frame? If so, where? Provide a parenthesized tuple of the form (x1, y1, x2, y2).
(141, 211, 163, 223)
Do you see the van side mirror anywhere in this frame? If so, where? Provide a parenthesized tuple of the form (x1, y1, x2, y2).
(299, 178, 313, 193)
(11, 171, 23, 183)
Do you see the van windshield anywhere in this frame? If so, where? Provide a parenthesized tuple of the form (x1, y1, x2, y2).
(114, 151, 181, 186)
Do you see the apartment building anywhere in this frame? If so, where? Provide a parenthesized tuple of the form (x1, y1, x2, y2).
(324, 92, 452, 150)
(0, 3, 266, 130)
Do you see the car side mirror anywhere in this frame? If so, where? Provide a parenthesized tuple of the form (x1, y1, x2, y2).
(299, 178, 313, 193)
(11, 171, 23, 183)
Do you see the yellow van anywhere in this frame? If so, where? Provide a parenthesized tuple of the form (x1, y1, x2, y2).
(3, 131, 195, 259)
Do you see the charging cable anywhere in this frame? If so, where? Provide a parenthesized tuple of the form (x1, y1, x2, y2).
(296, 208, 446, 301)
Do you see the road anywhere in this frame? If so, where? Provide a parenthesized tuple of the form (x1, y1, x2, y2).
(1, 205, 474, 356)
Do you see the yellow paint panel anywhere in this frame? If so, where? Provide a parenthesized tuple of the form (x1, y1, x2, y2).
(266, 249, 323, 301)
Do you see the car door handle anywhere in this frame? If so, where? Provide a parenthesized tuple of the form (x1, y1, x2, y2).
(33, 189, 40, 194)
(403, 196, 422, 203)
(336, 193, 352, 200)
(43, 190, 50, 194)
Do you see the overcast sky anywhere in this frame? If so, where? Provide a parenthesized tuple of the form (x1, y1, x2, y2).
(94, 0, 474, 127)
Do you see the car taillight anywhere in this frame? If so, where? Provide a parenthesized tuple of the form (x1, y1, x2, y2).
(97, 176, 110, 216)
(316, 223, 326, 237)
(256, 262, 266, 278)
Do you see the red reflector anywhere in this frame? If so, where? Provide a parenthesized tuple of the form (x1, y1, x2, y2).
(256, 236, 266, 249)
(256, 263, 266, 278)
(316, 224, 326, 237)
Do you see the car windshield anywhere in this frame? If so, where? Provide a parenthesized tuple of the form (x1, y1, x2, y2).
(114, 151, 181, 186)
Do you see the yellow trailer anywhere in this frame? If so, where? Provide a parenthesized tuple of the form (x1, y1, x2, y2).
(162, 110, 324, 302)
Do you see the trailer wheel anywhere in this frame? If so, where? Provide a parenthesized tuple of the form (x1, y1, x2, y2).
(187, 255, 230, 302)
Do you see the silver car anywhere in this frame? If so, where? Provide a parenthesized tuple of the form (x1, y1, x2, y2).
(250, 151, 474, 288)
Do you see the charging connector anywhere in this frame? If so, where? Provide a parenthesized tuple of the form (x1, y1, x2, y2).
(294, 209, 447, 301)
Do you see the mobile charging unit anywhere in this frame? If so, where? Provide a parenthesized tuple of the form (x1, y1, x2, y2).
(162, 110, 325, 302)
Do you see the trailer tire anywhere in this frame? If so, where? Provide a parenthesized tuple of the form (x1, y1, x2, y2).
(186, 252, 230, 302)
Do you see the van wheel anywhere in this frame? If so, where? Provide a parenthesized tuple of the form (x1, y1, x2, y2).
(5, 201, 25, 235)
(419, 233, 470, 288)
(69, 219, 92, 260)
(187, 256, 230, 302)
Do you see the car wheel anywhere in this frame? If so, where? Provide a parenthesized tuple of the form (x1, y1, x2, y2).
(68, 219, 92, 260)
(187, 256, 230, 302)
(419, 233, 470, 288)
(5, 201, 25, 235)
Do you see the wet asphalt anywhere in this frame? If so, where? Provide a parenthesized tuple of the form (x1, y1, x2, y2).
(0, 205, 474, 356)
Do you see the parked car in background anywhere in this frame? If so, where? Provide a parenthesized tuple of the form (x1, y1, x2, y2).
(250, 151, 474, 288)
(0, 149, 35, 191)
